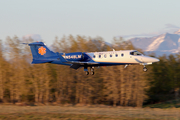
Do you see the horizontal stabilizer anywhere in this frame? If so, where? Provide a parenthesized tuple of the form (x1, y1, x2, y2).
(28, 42, 45, 46)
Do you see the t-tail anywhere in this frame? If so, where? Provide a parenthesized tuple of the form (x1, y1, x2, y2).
(28, 42, 67, 64)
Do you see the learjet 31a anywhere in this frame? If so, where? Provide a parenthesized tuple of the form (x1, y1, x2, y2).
(27, 42, 159, 75)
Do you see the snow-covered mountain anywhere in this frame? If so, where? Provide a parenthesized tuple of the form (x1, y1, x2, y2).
(174, 29, 180, 34)
(129, 30, 180, 56)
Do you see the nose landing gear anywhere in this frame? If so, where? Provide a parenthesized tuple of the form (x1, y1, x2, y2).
(143, 66, 148, 72)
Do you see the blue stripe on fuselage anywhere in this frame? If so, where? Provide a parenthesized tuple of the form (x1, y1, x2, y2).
(89, 62, 131, 66)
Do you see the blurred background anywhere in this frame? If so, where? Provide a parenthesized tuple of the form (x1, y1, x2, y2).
(0, 0, 180, 112)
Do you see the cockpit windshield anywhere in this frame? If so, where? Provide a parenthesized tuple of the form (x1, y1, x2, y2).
(130, 51, 142, 56)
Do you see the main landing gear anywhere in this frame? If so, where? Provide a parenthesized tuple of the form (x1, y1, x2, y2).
(84, 67, 95, 75)
(90, 67, 94, 75)
(85, 71, 89, 75)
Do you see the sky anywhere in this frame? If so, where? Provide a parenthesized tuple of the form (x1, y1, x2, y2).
(1, 0, 180, 45)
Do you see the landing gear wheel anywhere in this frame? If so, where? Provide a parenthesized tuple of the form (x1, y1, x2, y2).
(85, 71, 89, 75)
(143, 67, 148, 72)
(90, 67, 95, 75)
(91, 71, 94, 75)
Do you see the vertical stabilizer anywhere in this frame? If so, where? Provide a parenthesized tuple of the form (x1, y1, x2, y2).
(28, 42, 58, 59)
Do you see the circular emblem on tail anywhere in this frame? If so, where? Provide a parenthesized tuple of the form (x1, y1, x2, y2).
(38, 47, 46, 55)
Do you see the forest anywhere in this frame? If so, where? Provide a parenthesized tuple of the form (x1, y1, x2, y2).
(0, 35, 179, 107)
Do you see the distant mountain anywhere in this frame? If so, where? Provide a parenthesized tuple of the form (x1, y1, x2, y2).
(174, 29, 180, 34)
(129, 30, 180, 56)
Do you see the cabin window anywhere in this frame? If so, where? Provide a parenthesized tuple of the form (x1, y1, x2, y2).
(110, 54, 112, 57)
(99, 55, 101, 58)
(93, 55, 96, 58)
(104, 54, 107, 58)
(115, 54, 118, 57)
(130, 51, 142, 56)
(121, 53, 124, 57)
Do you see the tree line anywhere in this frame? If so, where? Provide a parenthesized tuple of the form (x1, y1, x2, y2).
(146, 54, 180, 104)
(0, 35, 179, 107)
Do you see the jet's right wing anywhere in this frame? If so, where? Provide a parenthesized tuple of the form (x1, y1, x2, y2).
(67, 61, 99, 65)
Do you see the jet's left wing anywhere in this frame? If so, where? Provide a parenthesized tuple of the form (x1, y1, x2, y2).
(69, 61, 99, 69)
(70, 64, 81, 69)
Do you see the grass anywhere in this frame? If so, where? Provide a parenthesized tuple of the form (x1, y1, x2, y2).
(0, 113, 150, 120)
(0, 113, 157, 120)
(0, 105, 180, 120)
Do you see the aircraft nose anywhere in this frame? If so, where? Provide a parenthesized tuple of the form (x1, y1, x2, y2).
(151, 58, 159, 62)
(142, 57, 159, 63)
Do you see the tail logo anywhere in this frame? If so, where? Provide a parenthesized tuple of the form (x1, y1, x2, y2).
(38, 47, 46, 55)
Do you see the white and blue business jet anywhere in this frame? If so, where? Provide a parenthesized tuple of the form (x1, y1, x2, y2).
(28, 42, 159, 75)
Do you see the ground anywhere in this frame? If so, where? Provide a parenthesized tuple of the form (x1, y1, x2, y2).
(0, 105, 180, 120)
